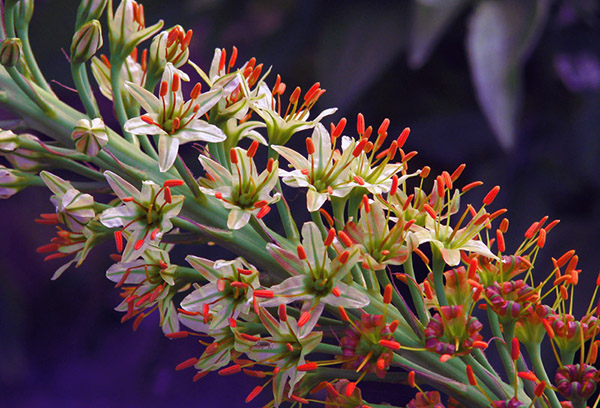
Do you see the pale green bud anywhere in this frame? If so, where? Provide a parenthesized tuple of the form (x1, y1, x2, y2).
(0, 130, 18, 152)
(0, 165, 25, 199)
(0, 38, 22, 68)
(71, 20, 103, 64)
(14, 0, 34, 26)
(71, 118, 108, 157)
(75, 0, 108, 29)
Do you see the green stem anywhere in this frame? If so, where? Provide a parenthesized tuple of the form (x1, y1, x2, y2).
(6, 65, 51, 114)
(268, 148, 299, 241)
(463, 353, 507, 400)
(248, 215, 272, 243)
(402, 255, 429, 325)
(431, 246, 449, 307)
(109, 57, 133, 142)
(71, 62, 100, 118)
(487, 307, 515, 383)
(15, 24, 54, 94)
(527, 342, 561, 408)
(174, 155, 200, 199)
(331, 196, 346, 230)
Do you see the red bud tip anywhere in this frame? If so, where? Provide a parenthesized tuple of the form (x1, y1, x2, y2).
(298, 311, 311, 327)
(389, 320, 399, 333)
(176, 357, 198, 371)
(483, 185, 500, 205)
(466, 365, 477, 386)
(383, 284, 393, 304)
(306, 137, 315, 155)
(357, 113, 365, 135)
(245, 386, 263, 403)
(408, 371, 416, 387)
(247, 140, 259, 158)
(297, 362, 318, 371)
(324, 228, 336, 247)
(297, 245, 307, 260)
(511, 338, 520, 361)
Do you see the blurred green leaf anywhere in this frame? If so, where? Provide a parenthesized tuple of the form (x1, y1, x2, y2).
(466, 0, 550, 150)
(408, 0, 469, 69)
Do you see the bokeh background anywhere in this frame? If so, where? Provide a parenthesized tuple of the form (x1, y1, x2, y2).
(1, 0, 600, 406)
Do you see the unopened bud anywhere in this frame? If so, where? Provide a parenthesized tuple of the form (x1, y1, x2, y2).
(0, 130, 18, 152)
(0, 165, 25, 199)
(71, 118, 108, 157)
(71, 20, 103, 64)
(14, 0, 34, 26)
(75, 0, 108, 29)
(0, 38, 22, 68)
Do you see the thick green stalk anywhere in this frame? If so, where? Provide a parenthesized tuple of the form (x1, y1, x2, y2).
(268, 147, 299, 241)
(431, 246, 449, 307)
(15, 24, 54, 94)
(402, 255, 429, 325)
(487, 307, 515, 382)
(70, 62, 101, 118)
(109, 57, 133, 142)
(527, 342, 561, 408)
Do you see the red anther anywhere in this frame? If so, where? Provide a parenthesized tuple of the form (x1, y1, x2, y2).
(560, 285, 569, 300)
(474, 214, 489, 225)
(290, 395, 309, 404)
(298, 311, 311, 327)
(297, 245, 307, 260)
(467, 259, 478, 279)
(297, 362, 318, 371)
(396, 127, 410, 148)
(164, 187, 172, 204)
(345, 382, 356, 397)
(359, 196, 370, 214)
(466, 365, 477, 386)
(141, 114, 154, 125)
(401, 150, 417, 162)
(286, 342, 294, 352)
(331, 286, 341, 297)
(253, 289, 274, 299)
(408, 371, 416, 387)
(215, 191, 223, 200)
(243, 368, 267, 378)
(193, 371, 209, 382)
(496, 230, 505, 252)
(449, 163, 466, 182)
(537, 228, 546, 248)
(378, 118, 390, 135)
(357, 113, 365, 135)
(240, 333, 260, 342)
(483, 185, 500, 205)
(518, 371, 538, 382)
(423, 280, 434, 299)
(489, 208, 507, 220)
(555, 250, 575, 268)
(472, 340, 488, 349)
(436, 176, 445, 197)
(166, 331, 189, 339)
(499, 218, 509, 233)
(338, 230, 353, 247)
(353, 138, 368, 157)
(311, 381, 329, 395)
(218, 48, 226, 73)
(245, 385, 263, 403)
(524, 221, 539, 239)
(190, 83, 202, 99)
(182, 29, 193, 48)
(122, 196, 136, 202)
(205, 342, 220, 356)
(304, 82, 321, 101)
(511, 338, 520, 361)
(324, 228, 336, 247)
(218, 364, 241, 376)
(300, 168, 309, 176)
(306, 137, 315, 155)
(177, 308, 201, 316)
(252, 200, 268, 208)
(172, 117, 180, 131)
(176, 357, 198, 371)
(389, 174, 399, 196)
(44, 253, 68, 261)
(545, 219, 560, 232)
(37, 243, 59, 253)
(100, 54, 111, 68)
(228, 46, 238, 68)
(394, 273, 408, 284)
(229, 148, 238, 164)
(163, 178, 185, 188)
(247, 140, 259, 158)
(230, 281, 248, 289)
(159, 80, 168, 97)
(248, 64, 263, 86)
(383, 284, 393, 304)
(338, 306, 350, 322)
(266, 158, 275, 173)
(278, 304, 287, 321)
(423, 203, 437, 219)
(256, 206, 271, 219)
(565, 255, 579, 275)
(149, 228, 159, 241)
(339, 251, 350, 264)
(192, 104, 200, 113)
(403, 194, 414, 212)
(389, 320, 399, 333)
(171, 73, 180, 93)
(461, 181, 483, 192)
(597, 271, 600, 287)
(363, 126, 373, 140)
(134, 239, 145, 250)
(353, 175, 365, 186)
(333, 117, 347, 138)
(289, 86, 301, 104)
(326, 382, 340, 398)
(228, 318, 237, 328)
(130, 47, 138, 62)
(379, 339, 401, 350)
(441, 171, 452, 190)
(542, 319, 555, 338)
(114, 230, 123, 252)
(418, 166, 430, 179)
(534, 381, 546, 397)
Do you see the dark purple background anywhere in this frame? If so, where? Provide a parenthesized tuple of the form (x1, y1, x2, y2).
(2, 0, 600, 407)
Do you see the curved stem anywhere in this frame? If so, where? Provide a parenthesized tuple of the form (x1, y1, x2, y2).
(71, 62, 100, 118)
(16, 24, 53, 94)
(431, 246, 449, 307)
(527, 342, 561, 408)
(402, 255, 429, 325)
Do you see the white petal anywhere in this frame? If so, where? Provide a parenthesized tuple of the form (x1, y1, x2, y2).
(158, 135, 180, 172)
